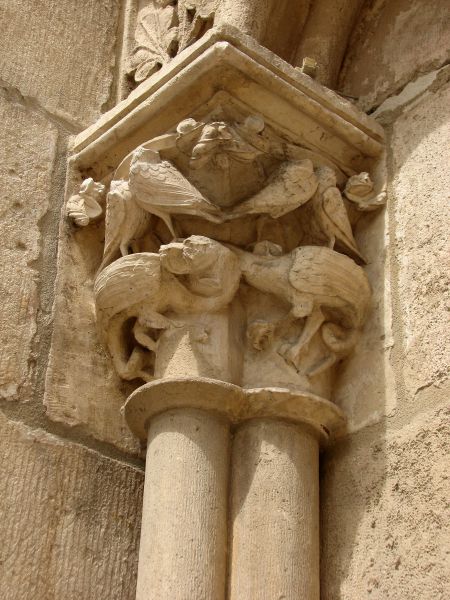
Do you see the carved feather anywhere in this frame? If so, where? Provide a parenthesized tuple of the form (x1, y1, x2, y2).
(288, 245, 370, 324)
(231, 159, 318, 218)
(314, 186, 365, 263)
(129, 149, 223, 233)
(99, 180, 149, 273)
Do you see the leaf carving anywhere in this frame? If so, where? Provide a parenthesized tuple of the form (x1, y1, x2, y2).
(128, 2, 178, 83)
(128, 0, 217, 84)
(177, 0, 217, 51)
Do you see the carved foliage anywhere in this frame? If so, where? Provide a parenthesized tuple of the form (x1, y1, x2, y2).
(127, 1, 178, 83)
(128, 0, 217, 84)
(176, 0, 217, 52)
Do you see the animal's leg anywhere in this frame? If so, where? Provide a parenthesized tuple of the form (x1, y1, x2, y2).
(327, 234, 336, 249)
(113, 346, 146, 381)
(138, 307, 173, 331)
(256, 215, 269, 242)
(119, 241, 130, 256)
(284, 306, 325, 368)
(133, 307, 174, 352)
(305, 353, 337, 378)
(133, 320, 157, 352)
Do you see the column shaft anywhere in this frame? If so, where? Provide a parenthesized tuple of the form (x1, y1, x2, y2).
(229, 418, 320, 600)
(135, 409, 230, 600)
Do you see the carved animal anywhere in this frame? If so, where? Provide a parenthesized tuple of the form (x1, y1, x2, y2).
(344, 172, 387, 211)
(98, 179, 150, 273)
(231, 159, 318, 219)
(66, 178, 105, 226)
(128, 147, 224, 237)
(233, 244, 371, 373)
(311, 166, 365, 263)
(94, 236, 240, 381)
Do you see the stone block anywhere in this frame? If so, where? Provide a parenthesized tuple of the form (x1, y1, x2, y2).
(391, 82, 450, 400)
(321, 406, 449, 599)
(0, 0, 119, 127)
(340, 0, 450, 110)
(0, 411, 143, 600)
(43, 205, 141, 454)
(0, 96, 57, 401)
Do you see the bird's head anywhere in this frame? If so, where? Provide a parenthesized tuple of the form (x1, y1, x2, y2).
(315, 166, 337, 193)
(131, 147, 161, 165)
(80, 178, 105, 199)
(345, 172, 374, 198)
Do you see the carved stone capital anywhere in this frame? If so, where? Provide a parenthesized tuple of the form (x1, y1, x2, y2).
(51, 27, 385, 446)
(53, 28, 387, 600)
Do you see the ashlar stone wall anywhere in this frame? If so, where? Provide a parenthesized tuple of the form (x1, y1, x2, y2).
(322, 2, 450, 597)
(0, 2, 144, 598)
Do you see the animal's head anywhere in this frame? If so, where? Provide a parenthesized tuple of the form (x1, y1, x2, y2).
(108, 179, 131, 202)
(160, 235, 240, 298)
(160, 236, 217, 276)
(345, 172, 374, 197)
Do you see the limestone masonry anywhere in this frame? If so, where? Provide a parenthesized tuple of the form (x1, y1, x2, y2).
(0, 2, 449, 599)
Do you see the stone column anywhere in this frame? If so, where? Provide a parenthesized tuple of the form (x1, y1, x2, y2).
(135, 408, 230, 600)
(125, 380, 344, 600)
(229, 419, 320, 600)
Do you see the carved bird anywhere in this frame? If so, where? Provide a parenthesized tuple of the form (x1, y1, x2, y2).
(234, 244, 371, 374)
(311, 166, 366, 264)
(98, 179, 150, 273)
(66, 178, 104, 226)
(230, 159, 318, 219)
(128, 147, 224, 237)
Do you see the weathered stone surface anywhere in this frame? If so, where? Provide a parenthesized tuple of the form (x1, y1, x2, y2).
(0, 0, 119, 126)
(333, 205, 397, 431)
(0, 411, 143, 600)
(0, 96, 57, 401)
(390, 81, 450, 400)
(294, 0, 364, 88)
(339, 0, 450, 110)
(321, 406, 449, 599)
(43, 206, 140, 454)
(215, 0, 309, 61)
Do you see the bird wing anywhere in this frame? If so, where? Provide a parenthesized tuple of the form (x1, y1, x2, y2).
(289, 247, 369, 312)
(232, 160, 317, 218)
(130, 159, 219, 214)
(281, 161, 318, 208)
(100, 190, 126, 270)
(322, 187, 362, 256)
(289, 246, 340, 296)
